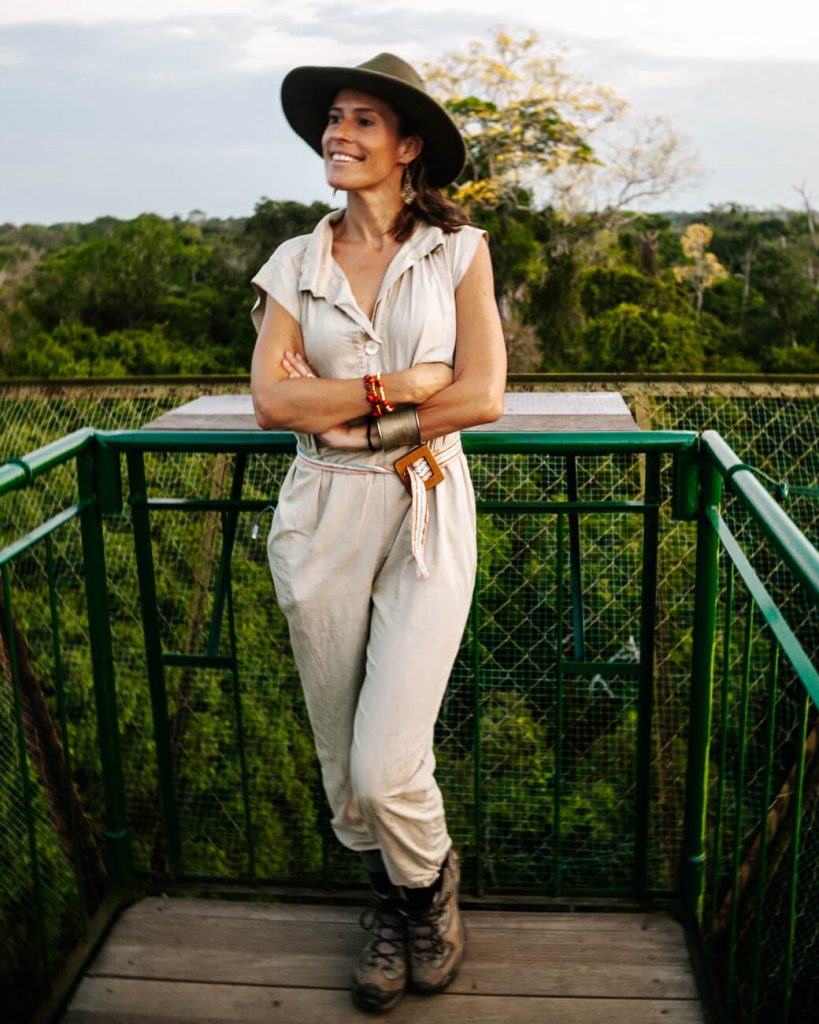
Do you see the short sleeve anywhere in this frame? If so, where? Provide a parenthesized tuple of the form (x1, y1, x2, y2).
(445, 225, 489, 290)
(249, 236, 306, 334)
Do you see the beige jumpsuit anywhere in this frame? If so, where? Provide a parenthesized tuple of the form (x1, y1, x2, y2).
(251, 211, 484, 888)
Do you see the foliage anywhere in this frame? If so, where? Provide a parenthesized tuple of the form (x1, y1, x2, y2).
(1, 323, 206, 377)
(673, 224, 729, 317)
(579, 265, 675, 319)
(1, 199, 816, 377)
(425, 30, 603, 210)
(581, 303, 708, 372)
(0, 201, 327, 379)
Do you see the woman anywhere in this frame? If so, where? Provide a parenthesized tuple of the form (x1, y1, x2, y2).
(249, 52, 506, 1012)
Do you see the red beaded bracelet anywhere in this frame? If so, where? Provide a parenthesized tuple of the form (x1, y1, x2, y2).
(363, 373, 395, 418)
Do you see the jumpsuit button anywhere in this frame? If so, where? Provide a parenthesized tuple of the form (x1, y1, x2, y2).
(364, 340, 380, 356)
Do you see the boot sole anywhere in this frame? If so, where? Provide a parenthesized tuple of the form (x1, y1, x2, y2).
(351, 982, 406, 1014)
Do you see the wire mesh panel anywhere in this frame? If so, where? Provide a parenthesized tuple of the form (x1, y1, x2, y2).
(0, 500, 101, 1022)
(704, 611, 818, 1022)
(698, 437, 819, 1024)
(0, 377, 816, 1021)
(75, 434, 682, 899)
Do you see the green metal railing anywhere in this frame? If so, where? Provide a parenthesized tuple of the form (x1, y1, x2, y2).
(0, 424, 817, 1022)
(0, 430, 132, 1021)
(102, 427, 694, 900)
(691, 431, 819, 1023)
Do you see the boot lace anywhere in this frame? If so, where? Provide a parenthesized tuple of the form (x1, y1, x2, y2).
(407, 901, 446, 961)
(359, 903, 406, 969)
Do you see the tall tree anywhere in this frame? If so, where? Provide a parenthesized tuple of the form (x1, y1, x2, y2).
(425, 28, 697, 220)
(424, 28, 699, 370)
(673, 223, 729, 319)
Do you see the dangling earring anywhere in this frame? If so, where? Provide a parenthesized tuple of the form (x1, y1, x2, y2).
(400, 165, 417, 206)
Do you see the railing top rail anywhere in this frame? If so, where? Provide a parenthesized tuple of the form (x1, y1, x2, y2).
(0, 427, 94, 498)
(0, 372, 818, 388)
(702, 429, 819, 609)
(96, 428, 699, 455)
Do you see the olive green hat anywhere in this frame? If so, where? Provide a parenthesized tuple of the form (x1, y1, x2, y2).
(280, 52, 466, 188)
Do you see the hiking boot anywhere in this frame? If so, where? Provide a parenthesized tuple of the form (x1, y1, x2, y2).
(352, 896, 408, 1013)
(406, 848, 466, 995)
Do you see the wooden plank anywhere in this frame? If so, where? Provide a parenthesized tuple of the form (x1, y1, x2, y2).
(140, 392, 639, 433)
(127, 898, 686, 935)
(87, 908, 698, 999)
(140, 411, 639, 433)
(66, 977, 704, 1023)
(464, 413, 638, 432)
(466, 392, 639, 433)
(140, 412, 261, 431)
(112, 904, 687, 951)
(95, 912, 687, 960)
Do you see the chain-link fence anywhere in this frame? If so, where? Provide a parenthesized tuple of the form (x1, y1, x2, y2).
(0, 376, 816, 1021)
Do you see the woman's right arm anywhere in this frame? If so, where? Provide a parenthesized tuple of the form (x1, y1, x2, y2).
(250, 296, 451, 433)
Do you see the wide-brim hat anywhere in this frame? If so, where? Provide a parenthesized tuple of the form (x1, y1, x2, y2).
(280, 52, 465, 188)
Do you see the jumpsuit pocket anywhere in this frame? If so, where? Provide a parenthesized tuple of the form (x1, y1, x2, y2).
(266, 462, 323, 596)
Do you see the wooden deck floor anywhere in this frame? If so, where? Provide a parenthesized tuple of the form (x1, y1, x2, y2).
(62, 898, 705, 1023)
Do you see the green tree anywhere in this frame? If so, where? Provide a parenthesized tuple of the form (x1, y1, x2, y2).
(673, 223, 729, 319)
(425, 28, 699, 370)
(244, 198, 333, 267)
(581, 303, 707, 372)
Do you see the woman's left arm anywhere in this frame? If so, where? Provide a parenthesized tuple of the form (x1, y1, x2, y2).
(416, 238, 507, 438)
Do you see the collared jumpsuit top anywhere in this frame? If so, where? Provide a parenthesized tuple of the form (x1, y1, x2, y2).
(251, 210, 486, 887)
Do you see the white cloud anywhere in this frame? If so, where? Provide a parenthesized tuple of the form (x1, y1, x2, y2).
(230, 26, 353, 73)
(1, 9, 817, 222)
(0, 0, 261, 24)
(2, 0, 818, 61)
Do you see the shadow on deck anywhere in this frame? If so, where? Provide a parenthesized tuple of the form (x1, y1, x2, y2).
(62, 898, 705, 1022)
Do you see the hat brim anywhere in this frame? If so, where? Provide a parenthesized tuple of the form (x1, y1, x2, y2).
(281, 65, 465, 188)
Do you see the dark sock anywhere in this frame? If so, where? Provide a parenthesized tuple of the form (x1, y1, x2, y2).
(360, 849, 388, 875)
(360, 850, 398, 900)
(368, 870, 395, 899)
(404, 868, 443, 915)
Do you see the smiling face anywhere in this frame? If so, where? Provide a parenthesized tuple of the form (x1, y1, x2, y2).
(321, 88, 422, 197)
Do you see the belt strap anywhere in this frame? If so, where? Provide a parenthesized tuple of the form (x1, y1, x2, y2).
(295, 438, 463, 579)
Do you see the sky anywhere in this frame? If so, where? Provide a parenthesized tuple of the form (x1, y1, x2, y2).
(1, 0, 818, 224)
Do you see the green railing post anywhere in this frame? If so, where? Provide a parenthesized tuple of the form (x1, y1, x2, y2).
(634, 452, 661, 899)
(77, 442, 133, 883)
(679, 452, 722, 925)
(207, 454, 247, 656)
(126, 450, 182, 875)
(470, 586, 484, 897)
(553, 514, 565, 896)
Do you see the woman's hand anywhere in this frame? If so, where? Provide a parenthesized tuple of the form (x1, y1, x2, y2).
(282, 351, 319, 379)
(312, 360, 451, 448)
(283, 354, 370, 448)
(283, 350, 363, 448)
(316, 422, 370, 450)
(279, 349, 451, 407)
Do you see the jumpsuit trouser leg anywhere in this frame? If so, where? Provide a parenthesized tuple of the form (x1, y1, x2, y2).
(268, 454, 476, 889)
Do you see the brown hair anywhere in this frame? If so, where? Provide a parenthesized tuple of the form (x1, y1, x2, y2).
(391, 111, 469, 243)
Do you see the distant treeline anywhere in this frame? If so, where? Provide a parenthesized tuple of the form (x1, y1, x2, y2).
(0, 198, 817, 377)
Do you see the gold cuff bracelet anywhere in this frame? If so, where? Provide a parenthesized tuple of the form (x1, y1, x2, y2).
(376, 407, 421, 452)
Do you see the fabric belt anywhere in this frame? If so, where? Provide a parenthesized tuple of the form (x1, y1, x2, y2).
(295, 437, 463, 579)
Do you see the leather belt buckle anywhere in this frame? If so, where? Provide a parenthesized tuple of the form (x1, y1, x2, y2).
(394, 444, 444, 495)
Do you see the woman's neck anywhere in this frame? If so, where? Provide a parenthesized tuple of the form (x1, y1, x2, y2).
(335, 190, 404, 250)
